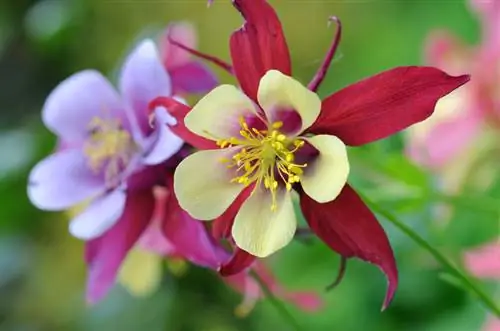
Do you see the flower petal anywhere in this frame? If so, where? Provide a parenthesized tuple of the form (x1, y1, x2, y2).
(119, 39, 172, 135)
(27, 149, 104, 211)
(141, 108, 183, 165)
(232, 189, 296, 257)
(69, 188, 127, 240)
(169, 62, 218, 95)
(213, 185, 254, 239)
(118, 248, 163, 297)
(149, 97, 217, 149)
(163, 179, 221, 269)
(85, 190, 154, 304)
(219, 248, 257, 276)
(42, 70, 125, 143)
(185, 85, 257, 140)
(160, 22, 197, 69)
(230, 0, 291, 101)
(300, 184, 398, 309)
(174, 148, 244, 220)
(258, 70, 321, 134)
(464, 242, 500, 279)
(309, 66, 470, 146)
(301, 134, 349, 203)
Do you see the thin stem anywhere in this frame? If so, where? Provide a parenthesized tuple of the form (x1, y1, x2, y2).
(326, 256, 347, 291)
(168, 36, 234, 75)
(308, 16, 342, 92)
(250, 270, 304, 331)
(359, 192, 500, 317)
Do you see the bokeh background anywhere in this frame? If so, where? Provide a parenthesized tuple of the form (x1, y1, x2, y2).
(0, 0, 498, 330)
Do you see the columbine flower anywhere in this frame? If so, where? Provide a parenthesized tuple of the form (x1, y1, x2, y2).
(27, 38, 192, 303)
(406, 0, 500, 170)
(152, 0, 469, 308)
(464, 241, 500, 331)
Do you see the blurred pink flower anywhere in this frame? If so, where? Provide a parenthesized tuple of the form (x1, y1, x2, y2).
(464, 241, 500, 330)
(406, 0, 500, 170)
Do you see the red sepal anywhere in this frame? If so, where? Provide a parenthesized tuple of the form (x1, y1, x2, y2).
(300, 184, 398, 309)
(230, 0, 292, 101)
(308, 66, 470, 146)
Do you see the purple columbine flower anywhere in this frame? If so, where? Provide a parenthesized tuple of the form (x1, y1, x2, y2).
(28, 39, 183, 240)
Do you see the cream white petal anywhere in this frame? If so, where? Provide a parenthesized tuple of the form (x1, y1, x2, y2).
(173, 148, 243, 220)
(301, 134, 349, 203)
(257, 70, 321, 134)
(185, 85, 258, 141)
(232, 189, 296, 258)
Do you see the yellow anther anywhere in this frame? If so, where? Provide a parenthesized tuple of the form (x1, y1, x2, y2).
(216, 118, 307, 211)
(272, 121, 284, 129)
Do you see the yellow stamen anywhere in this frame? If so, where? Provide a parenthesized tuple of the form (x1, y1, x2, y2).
(83, 117, 135, 187)
(216, 117, 307, 211)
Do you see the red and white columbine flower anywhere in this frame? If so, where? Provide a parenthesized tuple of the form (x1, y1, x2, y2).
(152, 0, 469, 308)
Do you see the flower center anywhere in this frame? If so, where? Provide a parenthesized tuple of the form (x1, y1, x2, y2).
(216, 117, 307, 211)
(83, 117, 135, 187)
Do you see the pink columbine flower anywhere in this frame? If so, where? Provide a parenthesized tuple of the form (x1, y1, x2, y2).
(406, 0, 500, 169)
(27, 23, 218, 303)
(464, 241, 500, 331)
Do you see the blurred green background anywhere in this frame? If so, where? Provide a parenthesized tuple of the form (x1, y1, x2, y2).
(0, 0, 498, 330)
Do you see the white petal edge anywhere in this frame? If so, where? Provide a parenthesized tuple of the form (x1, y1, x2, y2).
(173, 148, 244, 220)
(257, 70, 321, 134)
(232, 189, 297, 258)
(301, 134, 350, 203)
(184, 85, 258, 141)
(69, 188, 127, 240)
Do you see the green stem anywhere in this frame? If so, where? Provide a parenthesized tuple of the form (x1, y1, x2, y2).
(359, 192, 500, 317)
(250, 270, 304, 331)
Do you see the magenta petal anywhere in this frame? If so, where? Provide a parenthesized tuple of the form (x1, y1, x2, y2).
(162, 180, 220, 268)
(170, 62, 218, 94)
(119, 39, 172, 135)
(300, 184, 398, 309)
(27, 149, 104, 211)
(42, 70, 125, 143)
(85, 189, 154, 304)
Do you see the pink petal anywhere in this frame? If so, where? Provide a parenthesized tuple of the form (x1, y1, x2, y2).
(406, 111, 481, 168)
(162, 179, 221, 268)
(484, 316, 500, 331)
(85, 189, 154, 304)
(169, 62, 218, 95)
(160, 22, 197, 69)
(464, 242, 500, 279)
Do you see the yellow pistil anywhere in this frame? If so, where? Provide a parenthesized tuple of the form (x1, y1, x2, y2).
(216, 117, 307, 211)
(83, 117, 135, 187)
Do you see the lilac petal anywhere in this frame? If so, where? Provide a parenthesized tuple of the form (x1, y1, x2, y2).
(119, 39, 172, 135)
(27, 149, 104, 211)
(85, 190, 154, 304)
(42, 70, 125, 143)
(141, 108, 183, 165)
(170, 62, 218, 94)
(69, 188, 127, 240)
